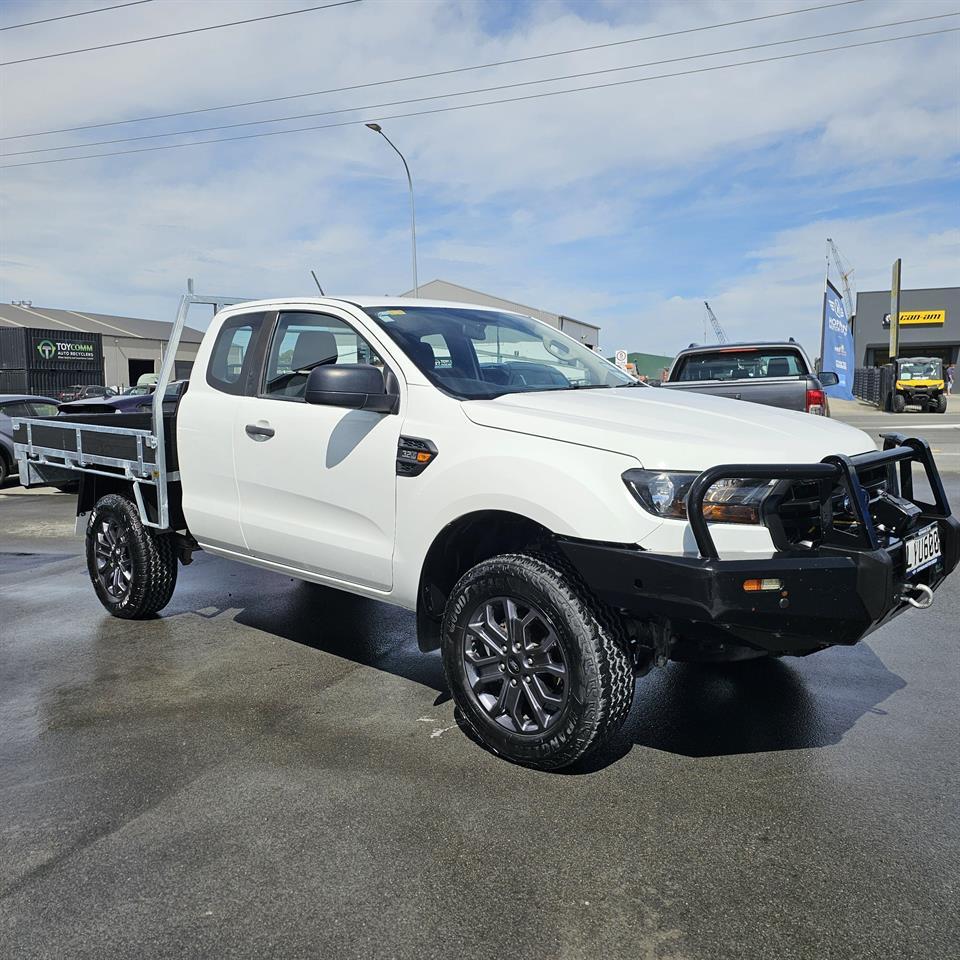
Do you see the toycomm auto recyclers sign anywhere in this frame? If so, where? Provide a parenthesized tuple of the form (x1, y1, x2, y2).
(33, 338, 97, 362)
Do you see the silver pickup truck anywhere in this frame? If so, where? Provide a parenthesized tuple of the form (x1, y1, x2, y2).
(661, 340, 840, 416)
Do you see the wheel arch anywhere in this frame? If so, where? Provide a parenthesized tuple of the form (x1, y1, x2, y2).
(416, 510, 557, 652)
(79, 474, 135, 517)
(78, 475, 187, 530)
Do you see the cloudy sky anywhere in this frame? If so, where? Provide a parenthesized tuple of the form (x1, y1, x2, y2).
(1, 0, 957, 357)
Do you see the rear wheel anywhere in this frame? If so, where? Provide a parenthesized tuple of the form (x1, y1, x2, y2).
(892, 393, 906, 413)
(441, 553, 634, 770)
(85, 494, 177, 619)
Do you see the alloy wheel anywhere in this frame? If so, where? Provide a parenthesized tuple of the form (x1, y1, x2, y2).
(93, 519, 133, 601)
(462, 596, 568, 734)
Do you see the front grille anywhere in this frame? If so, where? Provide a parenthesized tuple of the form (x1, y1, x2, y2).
(774, 464, 892, 548)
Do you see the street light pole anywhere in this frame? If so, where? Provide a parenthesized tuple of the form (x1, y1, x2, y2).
(366, 123, 418, 297)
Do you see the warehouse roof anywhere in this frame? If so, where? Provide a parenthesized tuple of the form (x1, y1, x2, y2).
(0, 303, 205, 342)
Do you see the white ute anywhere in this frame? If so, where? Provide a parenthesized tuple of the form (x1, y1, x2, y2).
(13, 288, 959, 769)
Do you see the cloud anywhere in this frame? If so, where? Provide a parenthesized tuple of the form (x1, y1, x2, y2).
(0, 0, 957, 351)
(601, 210, 960, 357)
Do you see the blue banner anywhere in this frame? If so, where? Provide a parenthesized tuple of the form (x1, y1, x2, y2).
(822, 279, 854, 399)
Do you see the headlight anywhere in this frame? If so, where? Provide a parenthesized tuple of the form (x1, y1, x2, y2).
(622, 469, 774, 524)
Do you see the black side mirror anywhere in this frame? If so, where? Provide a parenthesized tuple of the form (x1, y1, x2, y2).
(304, 364, 398, 414)
(819, 371, 840, 387)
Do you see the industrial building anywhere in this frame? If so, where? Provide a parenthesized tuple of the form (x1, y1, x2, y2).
(0, 302, 204, 394)
(854, 286, 959, 367)
(404, 279, 602, 349)
(610, 351, 674, 380)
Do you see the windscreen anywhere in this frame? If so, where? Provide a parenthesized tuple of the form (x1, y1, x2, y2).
(898, 359, 942, 380)
(672, 348, 808, 382)
(362, 306, 634, 399)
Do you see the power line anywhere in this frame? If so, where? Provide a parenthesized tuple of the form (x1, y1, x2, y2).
(2, 27, 955, 170)
(0, 0, 362, 67)
(0, 0, 156, 31)
(2, 0, 866, 139)
(7, 11, 954, 158)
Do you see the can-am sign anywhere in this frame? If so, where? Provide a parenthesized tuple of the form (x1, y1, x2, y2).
(33, 338, 96, 362)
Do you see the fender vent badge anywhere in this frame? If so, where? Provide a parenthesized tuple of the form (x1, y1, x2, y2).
(397, 437, 438, 476)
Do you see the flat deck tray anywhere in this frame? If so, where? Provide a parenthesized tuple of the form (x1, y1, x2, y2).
(12, 411, 179, 472)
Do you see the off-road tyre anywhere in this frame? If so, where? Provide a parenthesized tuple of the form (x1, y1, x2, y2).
(85, 493, 177, 619)
(892, 393, 906, 413)
(441, 553, 634, 770)
(935, 394, 948, 414)
(0, 452, 9, 486)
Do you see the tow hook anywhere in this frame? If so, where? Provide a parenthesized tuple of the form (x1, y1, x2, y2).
(901, 583, 934, 610)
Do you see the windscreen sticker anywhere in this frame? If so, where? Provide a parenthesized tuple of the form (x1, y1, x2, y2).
(377, 310, 406, 322)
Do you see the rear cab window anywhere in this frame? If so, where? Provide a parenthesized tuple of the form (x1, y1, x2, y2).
(672, 348, 809, 382)
(207, 312, 269, 396)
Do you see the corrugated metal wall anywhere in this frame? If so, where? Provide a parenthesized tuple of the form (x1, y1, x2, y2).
(0, 327, 105, 396)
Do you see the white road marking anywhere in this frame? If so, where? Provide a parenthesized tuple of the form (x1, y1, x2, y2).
(874, 423, 960, 430)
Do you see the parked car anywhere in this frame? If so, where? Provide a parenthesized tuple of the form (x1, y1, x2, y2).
(12, 295, 958, 770)
(58, 381, 186, 414)
(0, 394, 59, 485)
(661, 341, 840, 415)
(56, 384, 118, 403)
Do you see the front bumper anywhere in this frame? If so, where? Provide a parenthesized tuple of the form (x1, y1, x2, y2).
(559, 435, 959, 656)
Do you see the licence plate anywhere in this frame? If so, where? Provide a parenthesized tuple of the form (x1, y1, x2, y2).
(905, 524, 941, 576)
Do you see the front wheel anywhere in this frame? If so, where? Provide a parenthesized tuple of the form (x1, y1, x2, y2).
(935, 394, 948, 414)
(892, 393, 906, 413)
(441, 553, 634, 770)
(85, 494, 177, 619)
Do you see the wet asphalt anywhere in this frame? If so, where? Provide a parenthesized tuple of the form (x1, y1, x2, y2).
(1, 411, 959, 960)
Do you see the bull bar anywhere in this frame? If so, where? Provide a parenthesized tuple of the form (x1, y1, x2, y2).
(559, 433, 958, 656)
(686, 433, 951, 560)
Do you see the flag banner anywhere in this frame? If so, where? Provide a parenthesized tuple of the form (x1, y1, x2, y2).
(822, 279, 854, 399)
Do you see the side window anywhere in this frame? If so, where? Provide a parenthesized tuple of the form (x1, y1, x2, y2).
(263, 312, 384, 400)
(206, 312, 267, 396)
(28, 402, 59, 417)
(0, 401, 34, 418)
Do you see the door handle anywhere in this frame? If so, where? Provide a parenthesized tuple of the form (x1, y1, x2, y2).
(245, 423, 275, 441)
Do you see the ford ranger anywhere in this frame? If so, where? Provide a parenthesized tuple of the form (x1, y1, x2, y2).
(13, 287, 959, 770)
(662, 340, 840, 415)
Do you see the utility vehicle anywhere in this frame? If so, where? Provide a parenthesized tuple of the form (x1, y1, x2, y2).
(13, 286, 958, 769)
(662, 340, 840, 415)
(886, 357, 948, 413)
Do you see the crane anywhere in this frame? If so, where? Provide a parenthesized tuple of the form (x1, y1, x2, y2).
(704, 301, 728, 344)
(826, 238, 856, 322)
